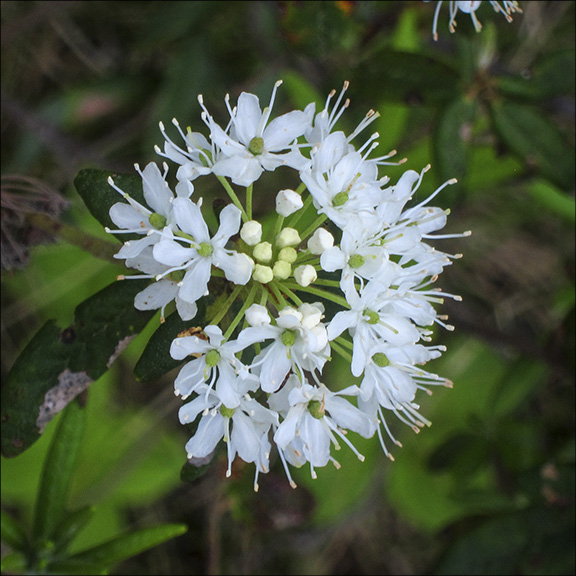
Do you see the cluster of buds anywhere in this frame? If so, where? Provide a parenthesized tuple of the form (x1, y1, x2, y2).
(106, 80, 468, 490)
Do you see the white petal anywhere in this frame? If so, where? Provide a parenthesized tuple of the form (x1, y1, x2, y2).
(263, 110, 309, 150)
(172, 197, 210, 241)
(234, 92, 262, 144)
(178, 258, 211, 304)
(185, 414, 224, 458)
(134, 280, 178, 311)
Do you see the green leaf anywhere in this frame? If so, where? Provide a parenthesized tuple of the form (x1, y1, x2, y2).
(498, 49, 575, 101)
(63, 523, 188, 570)
(1, 280, 154, 458)
(0, 552, 27, 573)
(434, 97, 478, 187)
(489, 100, 575, 190)
(355, 50, 460, 105)
(526, 179, 576, 223)
(32, 399, 86, 544)
(74, 168, 145, 232)
(1, 508, 28, 551)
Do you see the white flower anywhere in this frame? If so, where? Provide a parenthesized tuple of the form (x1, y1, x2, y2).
(236, 304, 330, 393)
(328, 279, 423, 376)
(300, 145, 384, 229)
(178, 382, 278, 489)
(153, 199, 254, 305)
(106, 162, 190, 259)
(202, 81, 311, 187)
(430, 1, 522, 41)
(357, 343, 450, 458)
(273, 378, 375, 478)
(123, 247, 198, 322)
(170, 325, 254, 408)
(156, 120, 215, 181)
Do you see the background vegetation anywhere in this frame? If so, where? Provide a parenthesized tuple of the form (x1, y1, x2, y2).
(2, 1, 574, 574)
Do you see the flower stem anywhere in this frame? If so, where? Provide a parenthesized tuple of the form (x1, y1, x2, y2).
(282, 280, 349, 308)
(224, 282, 258, 340)
(216, 176, 248, 221)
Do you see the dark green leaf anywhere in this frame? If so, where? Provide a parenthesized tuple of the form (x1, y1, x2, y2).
(72, 278, 154, 378)
(74, 168, 145, 233)
(64, 523, 188, 570)
(1, 321, 82, 458)
(489, 100, 575, 190)
(2, 280, 154, 458)
(1, 509, 28, 551)
(32, 399, 86, 543)
(46, 559, 109, 575)
(0, 552, 27, 573)
(434, 97, 478, 187)
(356, 50, 460, 105)
(498, 49, 575, 101)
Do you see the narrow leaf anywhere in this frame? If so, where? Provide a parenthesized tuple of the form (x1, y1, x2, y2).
(32, 399, 86, 543)
(52, 506, 97, 554)
(434, 97, 477, 187)
(64, 523, 188, 569)
(1, 509, 28, 551)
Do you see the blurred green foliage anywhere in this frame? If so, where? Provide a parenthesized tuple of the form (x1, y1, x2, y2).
(2, 1, 574, 574)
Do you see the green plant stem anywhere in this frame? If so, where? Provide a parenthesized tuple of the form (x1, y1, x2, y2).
(216, 176, 248, 221)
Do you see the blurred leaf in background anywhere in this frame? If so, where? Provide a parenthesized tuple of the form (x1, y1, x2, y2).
(2, 1, 574, 575)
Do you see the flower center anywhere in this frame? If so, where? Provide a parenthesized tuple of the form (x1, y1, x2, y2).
(197, 242, 213, 257)
(364, 309, 380, 324)
(205, 349, 221, 367)
(248, 136, 265, 156)
(372, 352, 390, 367)
(348, 254, 365, 269)
(308, 399, 325, 419)
(281, 329, 297, 348)
(167, 270, 185, 282)
(220, 405, 235, 418)
(332, 191, 349, 207)
(148, 212, 167, 229)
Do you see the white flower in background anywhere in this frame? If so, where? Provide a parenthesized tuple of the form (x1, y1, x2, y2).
(108, 80, 466, 490)
(429, 1, 523, 41)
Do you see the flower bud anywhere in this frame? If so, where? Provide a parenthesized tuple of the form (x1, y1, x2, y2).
(276, 189, 303, 217)
(253, 241, 273, 263)
(273, 260, 291, 280)
(240, 220, 262, 246)
(276, 227, 301, 249)
(307, 228, 334, 255)
(294, 264, 317, 287)
(277, 246, 297, 263)
(253, 264, 274, 284)
(245, 303, 271, 327)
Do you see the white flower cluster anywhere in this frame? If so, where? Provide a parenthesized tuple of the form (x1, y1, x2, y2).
(106, 81, 468, 491)
(429, 1, 522, 40)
